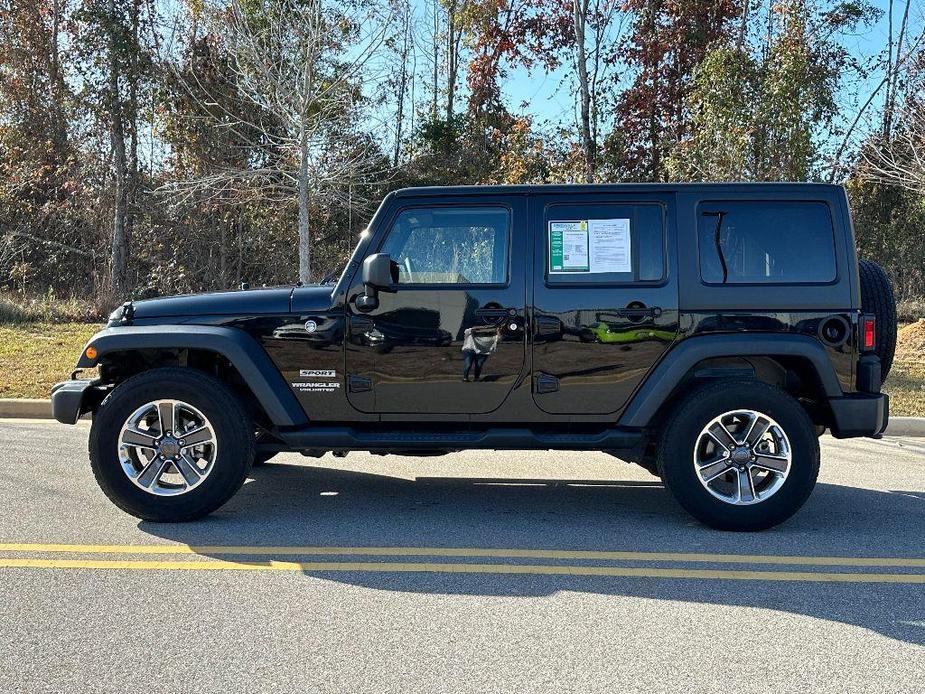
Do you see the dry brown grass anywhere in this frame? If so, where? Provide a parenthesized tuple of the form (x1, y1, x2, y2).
(0, 323, 102, 398)
(885, 319, 925, 416)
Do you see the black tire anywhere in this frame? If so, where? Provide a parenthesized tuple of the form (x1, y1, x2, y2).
(252, 430, 279, 466)
(89, 368, 254, 522)
(252, 452, 277, 466)
(858, 259, 897, 380)
(656, 380, 819, 531)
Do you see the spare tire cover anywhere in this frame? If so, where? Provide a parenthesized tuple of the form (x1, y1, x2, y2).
(858, 259, 897, 380)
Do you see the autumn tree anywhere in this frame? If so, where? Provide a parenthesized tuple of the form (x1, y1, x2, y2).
(1, 0, 924, 308)
(69, 0, 153, 297)
(667, 0, 877, 182)
(614, 0, 741, 181)
(0, 0, 109, 296)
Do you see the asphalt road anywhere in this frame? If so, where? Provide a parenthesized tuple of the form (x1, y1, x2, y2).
(1, 419, 924, 693)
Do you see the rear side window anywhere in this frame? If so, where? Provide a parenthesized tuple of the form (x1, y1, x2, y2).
(697, 201, 836, 284)
(545, 202, 665, 284)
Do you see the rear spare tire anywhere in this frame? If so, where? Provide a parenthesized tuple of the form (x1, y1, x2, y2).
(858, 259, 897, 380)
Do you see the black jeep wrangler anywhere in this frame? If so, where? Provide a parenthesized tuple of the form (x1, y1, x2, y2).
(52, 184, 895, 530)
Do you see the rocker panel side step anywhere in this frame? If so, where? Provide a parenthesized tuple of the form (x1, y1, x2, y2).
(273, 426, 644, 453)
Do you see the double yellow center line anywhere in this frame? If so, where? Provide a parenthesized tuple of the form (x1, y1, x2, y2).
(2, 544, 925, 583)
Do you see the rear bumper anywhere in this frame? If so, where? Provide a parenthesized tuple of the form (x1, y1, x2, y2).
(50, 380, 96, 425)
(829, 393, 889, 439)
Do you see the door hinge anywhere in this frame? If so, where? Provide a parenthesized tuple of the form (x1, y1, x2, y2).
(535, 373, 559, 394)
(348, 375, 372, 393)
(347, 376, 373, 393)
(349, 315, 374, 338)
(534, 315, 562, 337)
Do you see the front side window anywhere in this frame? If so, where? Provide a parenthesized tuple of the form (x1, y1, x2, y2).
(381, 206, 509, 285)
(698, 201, 837, 284)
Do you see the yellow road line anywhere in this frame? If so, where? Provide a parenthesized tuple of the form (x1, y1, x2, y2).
(0, 543, 923, 568)
(1, 557, 924, 582)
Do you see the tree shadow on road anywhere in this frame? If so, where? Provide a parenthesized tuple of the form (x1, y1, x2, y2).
(140, 459, 925, 646)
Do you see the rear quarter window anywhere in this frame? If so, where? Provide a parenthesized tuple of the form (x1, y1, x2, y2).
(697, 201, 837, 285)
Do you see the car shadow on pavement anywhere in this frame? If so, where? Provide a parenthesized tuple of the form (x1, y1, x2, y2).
(140, 460, 925, 646)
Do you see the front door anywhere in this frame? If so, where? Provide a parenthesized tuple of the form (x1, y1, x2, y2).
(531, 192, 680, 415)
(345, 198, 527, 414)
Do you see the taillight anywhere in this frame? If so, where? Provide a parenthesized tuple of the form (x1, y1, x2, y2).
(862, 315, 876, 351)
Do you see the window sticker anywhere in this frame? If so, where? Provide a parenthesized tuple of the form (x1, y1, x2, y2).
(588, 218, 631, 273)
(549, 218, 632, 274)
(549, 221, 589, 272)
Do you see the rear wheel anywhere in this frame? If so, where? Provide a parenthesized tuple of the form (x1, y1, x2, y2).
(89, 368, 254, 521)
(657, 380, 819, 531)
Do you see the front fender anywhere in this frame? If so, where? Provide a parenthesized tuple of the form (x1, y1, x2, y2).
(76, 325, 308, 427)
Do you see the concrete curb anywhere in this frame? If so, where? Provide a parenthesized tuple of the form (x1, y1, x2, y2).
(2, 398, 924, 437)
(0, 399, 52, 419)
(882, 417, 925, 438)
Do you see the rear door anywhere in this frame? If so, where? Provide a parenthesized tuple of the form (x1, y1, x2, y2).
(531, 192, 679, 414)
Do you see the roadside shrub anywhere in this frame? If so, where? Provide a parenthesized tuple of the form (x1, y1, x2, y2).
(897, 298, 925, 323)
(0, 290, 105, 324)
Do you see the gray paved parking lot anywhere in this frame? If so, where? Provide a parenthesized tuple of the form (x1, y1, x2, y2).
(1, 419, 924, 693)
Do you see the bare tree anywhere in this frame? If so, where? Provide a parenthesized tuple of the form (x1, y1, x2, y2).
(861, 29, 925, 193)
(106, 0, 130, 297)
(883, 0, 913, 140)
(167, 0, 394, 283)
(827, 9, 924, 182)
(391, 0, 413, 167)
(569, 0, 626, 182)
(864, 95, 925, 195)
(444, 0, 465, 122)
(431, 0, 441, 120)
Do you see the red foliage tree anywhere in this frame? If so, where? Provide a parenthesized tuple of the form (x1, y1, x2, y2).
(614, 0, 742, 181)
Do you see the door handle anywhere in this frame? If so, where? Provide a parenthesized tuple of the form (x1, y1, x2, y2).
(474, 307, 517, 319)
(614, 305, 663, 320)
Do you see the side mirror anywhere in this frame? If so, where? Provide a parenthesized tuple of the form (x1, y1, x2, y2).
(362, 253, 396, 290)
(356, 253, 397, 312)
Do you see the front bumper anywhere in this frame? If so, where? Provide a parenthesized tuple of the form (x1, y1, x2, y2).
(50, 380, 98, 424)
(829, 393, 889, 438)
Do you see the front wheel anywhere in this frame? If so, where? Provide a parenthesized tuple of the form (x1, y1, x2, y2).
(656, 380, 819, 531)
(89, 368, 254, 522)
(252, 452, 278, 466)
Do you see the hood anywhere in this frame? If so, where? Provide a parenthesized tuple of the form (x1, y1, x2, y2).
(118, 287, 296, 321)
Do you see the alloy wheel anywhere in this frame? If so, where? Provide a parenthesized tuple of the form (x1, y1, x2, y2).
(117, 399, 218, 496)
(692, 409, 792, 506)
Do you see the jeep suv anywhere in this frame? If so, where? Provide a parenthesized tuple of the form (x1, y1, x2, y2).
(51, 183, 895, 530)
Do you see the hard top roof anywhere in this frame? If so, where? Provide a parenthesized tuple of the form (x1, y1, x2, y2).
(392, 182, 843, 197)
